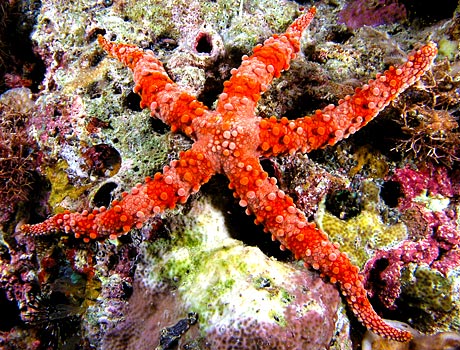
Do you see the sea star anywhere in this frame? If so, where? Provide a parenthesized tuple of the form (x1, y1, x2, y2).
(21, 7, 437, 342)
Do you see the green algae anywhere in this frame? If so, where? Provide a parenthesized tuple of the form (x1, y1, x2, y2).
(403, 265, 456, 313)
(401, 264, 460, 333)
(438, 37, 459, 61)
(269, 309, 286, 327)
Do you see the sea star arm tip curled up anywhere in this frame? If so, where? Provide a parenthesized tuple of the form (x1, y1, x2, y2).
(21, 8, 438, 342)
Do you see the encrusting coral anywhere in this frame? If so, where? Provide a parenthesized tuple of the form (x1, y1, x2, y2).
(317, 181, 408, 268)
(20, 6, 438, 342)
(102, 196, 341, 349)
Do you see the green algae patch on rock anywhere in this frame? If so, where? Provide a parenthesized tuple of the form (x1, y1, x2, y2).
(400, 263, 460, 334)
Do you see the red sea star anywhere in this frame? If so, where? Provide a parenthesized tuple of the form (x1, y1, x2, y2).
(21, 7, 437, 342)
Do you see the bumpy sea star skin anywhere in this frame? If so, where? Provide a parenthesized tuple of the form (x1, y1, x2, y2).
(21, 7, 437, 342)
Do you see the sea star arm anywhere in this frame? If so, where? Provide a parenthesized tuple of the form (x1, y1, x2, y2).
(23, 38, 220, 240)
(216, 7, 316, 118)
(225, 155, 412, 341)
(21, 145, 216, 241)
(258, 42, 437, 156)
(98, 35, 209, 138)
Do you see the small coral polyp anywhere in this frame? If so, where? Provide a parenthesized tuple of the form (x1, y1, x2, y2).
(21, 7, 437, 342)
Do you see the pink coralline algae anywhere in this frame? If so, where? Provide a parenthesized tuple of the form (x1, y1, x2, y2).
(392, 164, 456, 210)
(364, 163, 460, 308)
(338, 0, 407, 29)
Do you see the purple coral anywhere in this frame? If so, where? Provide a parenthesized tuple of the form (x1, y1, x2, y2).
(364, 237, 438, 308)
(338, 0, 407, 29)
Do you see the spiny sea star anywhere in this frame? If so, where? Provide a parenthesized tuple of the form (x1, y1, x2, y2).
(21, 7, 437, 342)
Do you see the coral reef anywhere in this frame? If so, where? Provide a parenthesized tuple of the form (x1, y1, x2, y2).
(0, 0, 459, 348)
(22, 3, 439, 341)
